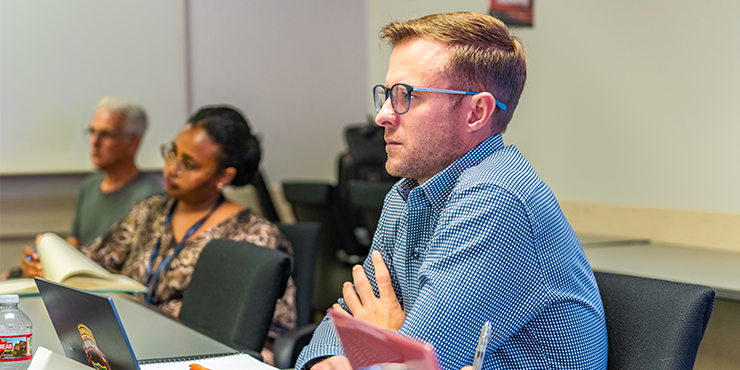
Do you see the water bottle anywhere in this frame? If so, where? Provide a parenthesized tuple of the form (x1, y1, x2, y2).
(0, 295, 33, 370)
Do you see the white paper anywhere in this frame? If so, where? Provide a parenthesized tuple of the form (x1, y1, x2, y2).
(27, 347, 91, 370)
(139, 353, 276, 370)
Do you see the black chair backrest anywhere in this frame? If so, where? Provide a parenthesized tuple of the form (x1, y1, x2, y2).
(251, 170, 281, 222)
(335, 123, 400, 255)
(276, 222, 321, 328)
(594, 272, 715, 370)
(179, 239, 291, 352)
(348, 179, 395, 237)
(343, 123, 394, 183)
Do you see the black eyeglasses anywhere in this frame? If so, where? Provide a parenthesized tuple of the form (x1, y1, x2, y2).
(160, 143, 219, 178)
(373, 83, 507, 115)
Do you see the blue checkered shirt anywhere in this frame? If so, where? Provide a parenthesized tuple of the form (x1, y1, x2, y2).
(296, 134, 608, 370)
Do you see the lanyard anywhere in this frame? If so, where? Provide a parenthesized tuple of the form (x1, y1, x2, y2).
(145, 194, 225, 303)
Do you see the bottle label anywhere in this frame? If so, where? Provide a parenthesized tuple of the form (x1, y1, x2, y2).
(0, 334, 33, 362)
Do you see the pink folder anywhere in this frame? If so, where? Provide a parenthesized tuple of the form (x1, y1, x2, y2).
(329, 310, 442, 370)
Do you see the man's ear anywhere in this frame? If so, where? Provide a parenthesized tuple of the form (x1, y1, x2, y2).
(127, 135, 141, 156)
(466, 92, 496, 133)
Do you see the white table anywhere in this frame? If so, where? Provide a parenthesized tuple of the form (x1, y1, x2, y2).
(584, 242, 740, 301)
(577, 233, 651, 246)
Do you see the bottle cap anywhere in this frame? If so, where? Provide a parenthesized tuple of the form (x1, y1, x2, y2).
(0, 294, 20, 304)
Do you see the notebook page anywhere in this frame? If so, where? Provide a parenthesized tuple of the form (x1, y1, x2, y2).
(139, 353, 275, 370)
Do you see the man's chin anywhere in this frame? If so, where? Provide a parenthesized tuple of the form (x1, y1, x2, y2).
(385, 161, 405, 179)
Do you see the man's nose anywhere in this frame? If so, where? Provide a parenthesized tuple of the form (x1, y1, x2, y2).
(375, 98, 398, 127)
(90, 133, 102, 146)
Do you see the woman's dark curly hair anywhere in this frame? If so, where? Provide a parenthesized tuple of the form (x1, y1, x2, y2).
(186, 106, 261, 186)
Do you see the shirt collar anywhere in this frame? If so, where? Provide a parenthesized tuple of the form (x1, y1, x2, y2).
(395, 134, 505, 207)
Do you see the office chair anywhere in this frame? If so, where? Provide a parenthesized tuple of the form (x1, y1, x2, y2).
(283, 179, 367, 261)
(179, 239, 291, 353)
(348, 179, 395, 237)
(282, 181, 355, 316)
(276, 222, 322, 328)
(594, 271, 715, 370)
(252, 170, 281, 222)
(272, 222, 321, 369)
(273, 323, 319, 369)
(282, 122, 399, 264)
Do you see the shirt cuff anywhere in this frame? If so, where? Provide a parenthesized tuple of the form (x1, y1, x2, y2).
(303, 356, 331, 370)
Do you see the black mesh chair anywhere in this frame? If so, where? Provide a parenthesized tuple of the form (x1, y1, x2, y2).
(179, 240, 291, 353)
(594, 271, 715, 370)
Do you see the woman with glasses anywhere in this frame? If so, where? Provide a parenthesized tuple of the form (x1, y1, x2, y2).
(20, 106, 295, 363)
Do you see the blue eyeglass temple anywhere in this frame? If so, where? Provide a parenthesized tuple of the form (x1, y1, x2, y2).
(375, 85, 508, 112)
(411, 86, 508, 111)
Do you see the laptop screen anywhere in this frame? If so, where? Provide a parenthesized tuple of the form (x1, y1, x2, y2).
(35, 278, 140, 370)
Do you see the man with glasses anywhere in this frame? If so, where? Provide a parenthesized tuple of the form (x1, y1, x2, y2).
(67, 96, 162, 248)
(297, 12, 607, 370)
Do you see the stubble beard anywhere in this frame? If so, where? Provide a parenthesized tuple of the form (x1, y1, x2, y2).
(384, 127, 462, 183)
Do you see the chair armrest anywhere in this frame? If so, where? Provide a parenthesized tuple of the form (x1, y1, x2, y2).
(243, 349, 263, 362)
(273, 323, 319, 369)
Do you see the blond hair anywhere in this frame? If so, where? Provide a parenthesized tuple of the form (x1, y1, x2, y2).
(381, 12, 526, 132)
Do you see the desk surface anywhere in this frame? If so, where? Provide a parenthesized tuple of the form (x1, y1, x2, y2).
(584, 242, 740, 301)
(577, 233, 651, 246)
(21, 293, 235, 361)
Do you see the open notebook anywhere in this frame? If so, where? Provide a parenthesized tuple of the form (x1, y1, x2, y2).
(33, 278, 273, 370)
(0, 233, 146, 295)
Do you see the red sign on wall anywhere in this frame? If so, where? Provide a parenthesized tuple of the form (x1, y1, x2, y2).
(490, 0, 534, 27)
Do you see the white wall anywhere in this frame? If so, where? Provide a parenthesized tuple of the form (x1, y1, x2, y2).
(0, 0, 366, 184)
(0, 0, 188, 174)
(508, 0, 740, 214)
(366, 0, 740, 215)
(188, 0, 367, 184)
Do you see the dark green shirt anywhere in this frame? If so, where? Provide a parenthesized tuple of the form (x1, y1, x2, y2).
(70, 172, 162, 247)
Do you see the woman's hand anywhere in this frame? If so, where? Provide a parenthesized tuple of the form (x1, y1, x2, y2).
(20, 246, 44, 278)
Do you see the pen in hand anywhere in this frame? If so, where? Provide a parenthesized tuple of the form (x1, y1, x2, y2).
(471, 321, 492, 370)
(26, 248, 38, 262)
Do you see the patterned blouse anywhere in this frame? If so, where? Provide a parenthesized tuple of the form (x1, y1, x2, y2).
(81, 195, 296, 340)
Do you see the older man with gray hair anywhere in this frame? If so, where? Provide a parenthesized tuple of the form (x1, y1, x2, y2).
(1, 97, 161, 280)
(66, 96, 161, 248)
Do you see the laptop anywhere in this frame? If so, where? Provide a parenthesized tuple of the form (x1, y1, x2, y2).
(35, 278, 143, 370)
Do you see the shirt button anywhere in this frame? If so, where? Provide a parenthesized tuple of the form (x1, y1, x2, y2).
(412, 251, 420, 259)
